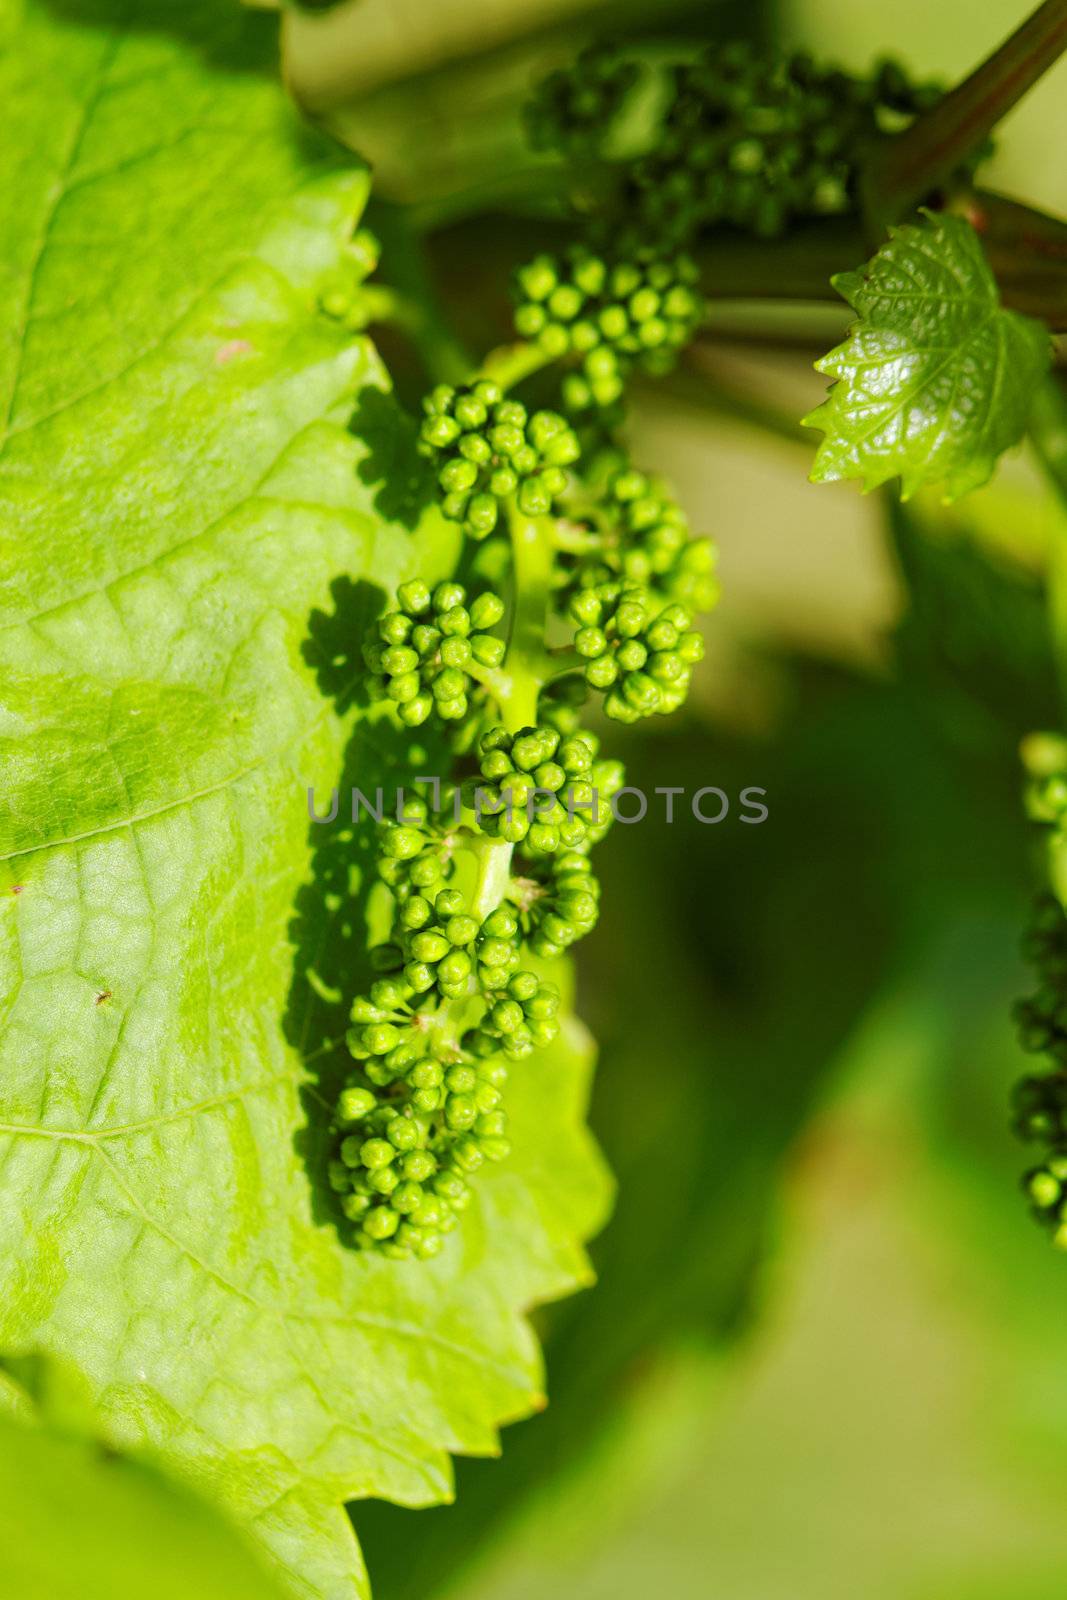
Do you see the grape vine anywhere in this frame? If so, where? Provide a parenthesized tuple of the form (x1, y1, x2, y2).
(521, 38, 982, 243)
(323, 43, 776, 1255)
(327, 17, 1067, 1261)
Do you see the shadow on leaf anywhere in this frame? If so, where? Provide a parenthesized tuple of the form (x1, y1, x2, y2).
(349, 385, 438, 533)
(300, 574, 381, 718)
(287, 575, 451, 1230)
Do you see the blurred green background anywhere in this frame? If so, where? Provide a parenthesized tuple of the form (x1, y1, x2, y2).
(283, 0, 1067, 1595)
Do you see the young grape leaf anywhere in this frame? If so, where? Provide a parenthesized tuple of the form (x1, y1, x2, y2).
(0, 4, 611, 1597)
(804, 213, 1050, 501)
(0, 1354, 287, 1600)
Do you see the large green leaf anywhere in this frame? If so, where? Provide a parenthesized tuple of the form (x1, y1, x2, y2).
(804, 214, 1050, 502)
(0, 3, 610, 1596)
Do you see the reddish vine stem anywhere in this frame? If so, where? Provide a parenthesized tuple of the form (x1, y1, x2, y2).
(957, 190, 1067, 330)
(863, 0, 1067, 232)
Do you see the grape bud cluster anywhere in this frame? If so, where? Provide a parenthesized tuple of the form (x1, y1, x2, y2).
(1012, 893, 1067, 1248)
(465, 723, 621, 854)
(604, 465, 718, 610)
(522, 38, 985, 247)
(513, 246, 703, 412)
(555, 459, 719, 616)
(332, 444, 709, 1260)
(523, 40, 640, 157)
(511, 850, 601, 958)
(363, 579, 506, 726)
(330, 802, 574, 1256)
(419, 381, 580, 537)
(569, 583, 705, 723)
(628, 44, 955, 241)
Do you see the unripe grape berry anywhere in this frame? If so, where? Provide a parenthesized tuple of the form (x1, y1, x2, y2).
(362, 1207, 400, 1241)
(338, 1086, 377, 1124)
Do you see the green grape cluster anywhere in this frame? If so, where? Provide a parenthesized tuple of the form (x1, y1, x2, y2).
(464, 724, 621, 854)
(513, 246, 703, 412)
(558, 460, 719, 612)
(419, 381, 579, 537)
(329, 1044, 510, 1257)
(511, 850, 601, 958)
(331, 804, 575, 1254)
(523, 40, 640, 157)
(330, 83, 723, 1257)
(1011, 893, 1067, 1248)
(465, 970, 562, 1060)
(364, 894, 523, 1008)
(329, 435, 710, 1261)
(376, 804, 460, 897)
(569, 583, 705, 723)
(520, 37, 977, 244)
(628, 43, 949, 241)
(363, 579, 506, 726)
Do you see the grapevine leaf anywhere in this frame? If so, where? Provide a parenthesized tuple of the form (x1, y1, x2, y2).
(0, 4, 611, 1598)
(0, 1354, 286, 1600)
(804, 213, 1050, 501)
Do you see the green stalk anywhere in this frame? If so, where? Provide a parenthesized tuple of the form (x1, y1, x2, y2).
(480, 340, 555, 392)
(469, 832, 515, 922)
(504, 505, 555, 731)
(438, 510, 559, 940)
(416, 829, 513, 1051)
(463, 657, 515, 705)
(864, 0, 1067, 230)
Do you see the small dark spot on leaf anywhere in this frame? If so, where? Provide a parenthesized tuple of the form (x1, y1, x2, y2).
(95, 989, 112, 1006)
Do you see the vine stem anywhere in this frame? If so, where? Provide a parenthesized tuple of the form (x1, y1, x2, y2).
(415, 830, 513, 1051)
(479, 340, 554, 392)
(863, 0, 1067, 231)
(411, 357, 558, 960)
(955, 191, 1067, 331)
(505, 505, 555, 730)
(469, 832, 515, 921)
(444, 508, 558, 940)
(464, 657, 514, 703)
